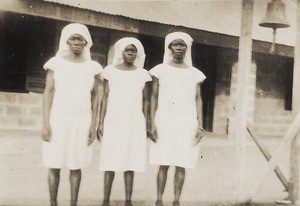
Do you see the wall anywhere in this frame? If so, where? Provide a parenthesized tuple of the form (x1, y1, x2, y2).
(212, 51, 294, 138)
(213, 62, 256, 136)
(253, 98, 293, 137)
(252, 53, 294, 137)
(0, 92, 43, 132)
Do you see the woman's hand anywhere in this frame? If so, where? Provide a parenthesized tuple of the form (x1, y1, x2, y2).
(88, 127, 97, 145)
(97, 124, 104, 142)
(194, 127, 204, 145)
(41, 123, 52, 142)
(149, 126, 158, 143)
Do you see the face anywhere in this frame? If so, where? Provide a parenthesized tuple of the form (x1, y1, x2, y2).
(67, 34, 87, 55)
(169, 39, 187, 59)
(122, 44, 137, 64)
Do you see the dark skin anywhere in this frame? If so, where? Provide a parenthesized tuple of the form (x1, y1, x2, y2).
(97, 44, 150, 206)
(42, 33, 99, 206)
(150, 38, 204, 206)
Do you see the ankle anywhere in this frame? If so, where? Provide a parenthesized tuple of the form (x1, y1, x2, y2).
(156, 200, 163, 206)
(172, 200, 180, 206)
(102, 199, 110, 206)
(124, 200, 132, 206)
(50, 201, 57, 206)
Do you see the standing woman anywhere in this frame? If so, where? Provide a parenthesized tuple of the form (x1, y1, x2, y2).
(98, 37, 152, 206)
(149, 32, 206, 206)
(41, 23, 103, 206)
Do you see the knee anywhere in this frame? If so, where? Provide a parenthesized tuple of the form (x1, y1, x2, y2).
(105, 171, 115, 178)
(49, 168, 60, 176)
(124, 170, 134, 175)
(70, 169, 81, 175)
(159, 165, 169, 173)
(175, 166, 185, 175)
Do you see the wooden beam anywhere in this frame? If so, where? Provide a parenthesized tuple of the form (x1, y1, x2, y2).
(246, 112, 300, 202)
(247, 124, 289, 191)
(289, 0, 300, 204)
(234, 0, 253, 202)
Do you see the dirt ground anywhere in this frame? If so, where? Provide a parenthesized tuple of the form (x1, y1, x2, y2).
(0, 130, 291, 206)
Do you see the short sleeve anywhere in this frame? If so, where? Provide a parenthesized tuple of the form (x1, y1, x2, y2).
(149, 64, 163, 79)
(43, 57, 58, 71)
(100, 65, 112, 81)
(141, 69, 152, 83)
(91, 61, 103, 76)
(194, 68, 206, 84)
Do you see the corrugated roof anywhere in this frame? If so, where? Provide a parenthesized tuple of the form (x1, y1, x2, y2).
(42, 0, 297, 46)
(44, 0, 242, 36)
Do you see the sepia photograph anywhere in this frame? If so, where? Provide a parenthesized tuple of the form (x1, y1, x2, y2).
(0, 0, 300, 205)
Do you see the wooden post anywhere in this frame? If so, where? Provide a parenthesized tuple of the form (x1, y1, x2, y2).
(290, 0, 300, 204)
(234, 0, 253, 202)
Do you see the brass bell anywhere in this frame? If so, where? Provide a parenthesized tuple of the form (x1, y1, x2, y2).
(259, 0, 290, 52)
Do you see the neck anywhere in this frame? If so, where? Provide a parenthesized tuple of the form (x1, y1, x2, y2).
(172, 58, 184, 64)
(168, 59, 188, 68)
(64, 53, 86, 62)
(115, 62, 137, 71)
(123, 61, 136, 70)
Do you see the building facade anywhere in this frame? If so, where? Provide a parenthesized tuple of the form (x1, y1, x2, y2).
(0, 0, 295, 138)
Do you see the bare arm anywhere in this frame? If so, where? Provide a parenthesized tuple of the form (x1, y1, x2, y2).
(149, 77, 159, 142)
(196, 83, 203, 128)
(143, 81, 151, 135)
(42, 70, 55, 142)
(195, 83, 204, 144)
(97, 79, 109, 141)
(88, 75, 102, 145)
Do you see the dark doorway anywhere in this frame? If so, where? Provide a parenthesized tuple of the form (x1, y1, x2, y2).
(140, 35, 164, 71)
(193, 44, 218, 131)
(0, 13, 29, 92)
(0, 12, 57, 93)
(254, 52, 294, 111)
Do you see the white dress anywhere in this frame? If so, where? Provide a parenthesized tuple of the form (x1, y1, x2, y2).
(149, 64, 206, 169)
(99, 65, 152, 172)
(43, 57, 103, 169)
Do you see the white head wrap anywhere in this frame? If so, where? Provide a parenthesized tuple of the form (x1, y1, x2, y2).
(163, 32, 193, 67)
(56, 23, 93, 60)
(113, 37, 146, 68)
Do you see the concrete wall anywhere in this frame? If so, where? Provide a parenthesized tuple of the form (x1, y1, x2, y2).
(253, 98, 293, 137)
(212, 53, 294, 138)
(213, 62, 256, 136)
(0, 92, 43, 132)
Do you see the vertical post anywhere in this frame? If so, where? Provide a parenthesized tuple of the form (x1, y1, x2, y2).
(234, 0, 253, 202)
(290, 0, 300, 204)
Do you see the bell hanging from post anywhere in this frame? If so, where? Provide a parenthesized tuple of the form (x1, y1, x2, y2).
(259, 0, 290, 53)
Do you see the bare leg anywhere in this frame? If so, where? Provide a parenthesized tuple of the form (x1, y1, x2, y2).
(173, 166, 185, 205)
(124, 171, 134, 205)
(103, 171, 115, 205)
(48, 168, 61, 206)
(70, 169, 81, 206)
(157, 165, 169, 205)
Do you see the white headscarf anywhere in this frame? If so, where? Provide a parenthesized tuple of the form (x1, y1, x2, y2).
(163, 32, 193, 67)
(56, 23, 93, 60)
(112, 37, 146, 68)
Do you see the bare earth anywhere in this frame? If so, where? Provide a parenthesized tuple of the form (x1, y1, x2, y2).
(0, 131, 290, 206)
